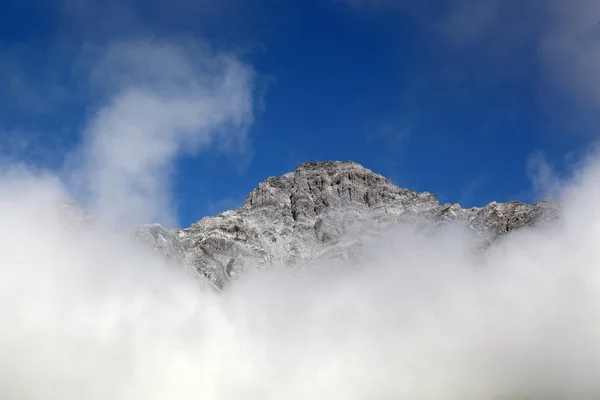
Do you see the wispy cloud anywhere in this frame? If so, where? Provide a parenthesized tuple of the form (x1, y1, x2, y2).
(527, 142, 600, 202)
(340, 0, 600, 124)
(0, 0, 262, 228)
(540, 0, 600, 110)
(66, 39, 255, 228)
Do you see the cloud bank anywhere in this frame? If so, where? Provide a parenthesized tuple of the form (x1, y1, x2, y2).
(4, 137, 600, 398)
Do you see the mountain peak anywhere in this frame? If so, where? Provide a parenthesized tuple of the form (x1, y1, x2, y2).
(296, 160, 363, 171)
(132, 161, 560, 290)
(243, 158, 419, 214)
(129, 161, 558, 288)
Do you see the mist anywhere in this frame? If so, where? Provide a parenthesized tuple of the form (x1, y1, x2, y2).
(3, 28, 600, 400)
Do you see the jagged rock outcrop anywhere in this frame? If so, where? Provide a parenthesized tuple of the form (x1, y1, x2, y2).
(136, 161, 559, 289)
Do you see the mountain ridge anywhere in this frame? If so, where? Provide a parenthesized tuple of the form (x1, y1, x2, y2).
(133, 161, 559, 289)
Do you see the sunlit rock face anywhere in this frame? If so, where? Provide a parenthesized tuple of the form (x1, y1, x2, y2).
(130, 161, 558, 290)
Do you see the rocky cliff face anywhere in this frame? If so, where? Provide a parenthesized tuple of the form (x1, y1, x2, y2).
(133, 161, 558, 290)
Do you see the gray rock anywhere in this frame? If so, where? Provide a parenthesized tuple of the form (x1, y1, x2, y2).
(132, 224, 187, 262)
(134, 161, 558, 290)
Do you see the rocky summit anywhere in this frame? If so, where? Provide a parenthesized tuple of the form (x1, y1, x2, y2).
(133, 161, 559, 290)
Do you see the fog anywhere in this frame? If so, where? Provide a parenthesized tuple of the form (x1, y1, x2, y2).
(3, 40, 600, 399)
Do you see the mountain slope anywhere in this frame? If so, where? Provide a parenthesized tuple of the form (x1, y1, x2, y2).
(136, 161, 558, 289)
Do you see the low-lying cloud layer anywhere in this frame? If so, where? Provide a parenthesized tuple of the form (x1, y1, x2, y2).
(3, 138, 600, 398)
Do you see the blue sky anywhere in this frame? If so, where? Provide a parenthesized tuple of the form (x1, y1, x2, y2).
(1, 0, 599, 227)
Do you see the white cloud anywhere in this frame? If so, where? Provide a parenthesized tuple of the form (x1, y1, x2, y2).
(4, 146, 600, 397)
(527, 150, 563, 200)
(67, 39, 255, 228)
